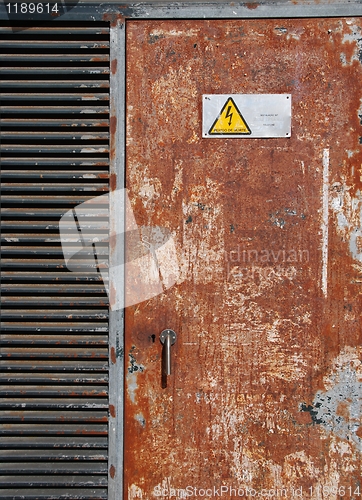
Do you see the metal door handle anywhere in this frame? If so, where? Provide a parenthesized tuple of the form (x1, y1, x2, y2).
(160, 329, 177, 376)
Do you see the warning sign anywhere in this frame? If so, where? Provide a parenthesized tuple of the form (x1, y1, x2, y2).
(203, 94, 292, 139)
(209, 97, 251, 135)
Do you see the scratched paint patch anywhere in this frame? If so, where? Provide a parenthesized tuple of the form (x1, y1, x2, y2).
(180, 178, 225, 284)
(340, 21, 362, 66)
(224, 274, 315, 383)
(151, 66, 199, 144)
(128, 484, 144, 500)
(301, 347, 362, 450)
(127, 347, 145, 404)
(282, 451, 320, 489)
(330, 184, 362, 263)
(149, 28, 199, 39)
(127, 162, 163, 210)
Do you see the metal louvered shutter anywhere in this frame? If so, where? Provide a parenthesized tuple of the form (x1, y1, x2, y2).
(0, 23, 110, 499)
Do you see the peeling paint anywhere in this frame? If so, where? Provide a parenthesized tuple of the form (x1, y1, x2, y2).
(127, 348, 144, 404)
(341, 22, 362, 66)
(331, 184, 362, 262)
(139, 177, 162, 207)
(135, 413, 146, 427)
(149, 28, 199, 39)
(128, 348, 144, 374)
(151, 66, 198, 145)
(129, 484, 144, 500)
(301, 347, 362, 450)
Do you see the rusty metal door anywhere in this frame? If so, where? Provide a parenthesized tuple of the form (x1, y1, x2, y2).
(124, 19, 361, 498)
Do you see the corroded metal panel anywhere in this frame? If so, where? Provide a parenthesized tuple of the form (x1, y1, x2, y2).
(125, 18, 361, 499)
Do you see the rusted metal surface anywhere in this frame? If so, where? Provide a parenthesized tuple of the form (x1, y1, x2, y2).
(0, 23, 110, 498)
(125, 18, 361, 498)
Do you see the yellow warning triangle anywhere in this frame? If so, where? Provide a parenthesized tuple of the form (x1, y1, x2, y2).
(209, 97, 251, 135)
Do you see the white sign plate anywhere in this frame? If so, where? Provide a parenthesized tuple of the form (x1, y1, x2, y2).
(202, 94, 291, 138)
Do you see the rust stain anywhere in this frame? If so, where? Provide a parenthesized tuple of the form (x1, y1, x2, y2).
(110, 115, 117, 136)
(110, 464, 116, 479)
(102, 12, 119, 26)
(109, 115, 117, 164)
(111, 58, 118, 75)
(110, 346, 116, 364)
(109, 172, 117, 192)
(245, 2, 259, 9)
(109, 404, 116, 418)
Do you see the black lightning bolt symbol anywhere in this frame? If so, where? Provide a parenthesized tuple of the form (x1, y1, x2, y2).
(225, 105, 233, 126)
